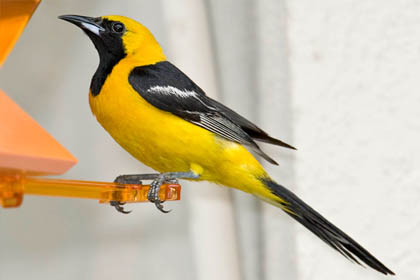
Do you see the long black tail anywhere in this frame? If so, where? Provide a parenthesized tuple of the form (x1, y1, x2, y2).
(261, 179, 394, 275)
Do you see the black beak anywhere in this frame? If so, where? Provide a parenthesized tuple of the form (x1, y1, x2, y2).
(58, 15, 105, 35)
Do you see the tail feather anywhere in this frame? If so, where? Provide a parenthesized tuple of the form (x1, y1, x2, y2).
(261, 178, 394, 276)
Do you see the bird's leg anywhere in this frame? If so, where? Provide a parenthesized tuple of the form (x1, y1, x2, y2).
(114, 173, 160, 184)
(110, 173, 160, 214)
(148, 171, 200, 213)
(111, 172, 200, 213)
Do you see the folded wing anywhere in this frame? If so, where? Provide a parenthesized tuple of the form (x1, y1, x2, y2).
(128, 61, 295, 165)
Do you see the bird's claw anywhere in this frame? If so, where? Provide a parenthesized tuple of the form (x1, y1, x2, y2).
(110, 176, 139, 214)
(147, 176, 172, 213)
(110, 200, 131, 214)
(154, 200, 171, 213)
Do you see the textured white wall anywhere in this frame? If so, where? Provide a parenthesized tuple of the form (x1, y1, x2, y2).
(287, 1, 419, 279)
(207, 1, 295, 280)
(256, 1, 297, 280)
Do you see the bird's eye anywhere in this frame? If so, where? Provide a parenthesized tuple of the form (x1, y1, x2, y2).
(111, 22, 125, 33)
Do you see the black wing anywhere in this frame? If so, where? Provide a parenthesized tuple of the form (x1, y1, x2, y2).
(205, 98, 296, 150)
(128, 61, 294, 165)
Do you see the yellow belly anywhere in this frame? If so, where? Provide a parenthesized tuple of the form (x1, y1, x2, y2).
(88, 60, 268, 195)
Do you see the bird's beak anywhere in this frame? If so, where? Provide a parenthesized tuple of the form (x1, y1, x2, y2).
(58, 15, 105, 36)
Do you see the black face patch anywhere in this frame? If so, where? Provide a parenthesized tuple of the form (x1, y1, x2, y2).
(88, 18, 127, 96)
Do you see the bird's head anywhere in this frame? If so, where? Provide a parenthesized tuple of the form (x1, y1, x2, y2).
(58, 14, 165, 65)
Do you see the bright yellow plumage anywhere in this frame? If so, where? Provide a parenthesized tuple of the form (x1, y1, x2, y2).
(59, 14, 394, 275)
(86, 15, 277, 201)
(89, 53, 275, 200)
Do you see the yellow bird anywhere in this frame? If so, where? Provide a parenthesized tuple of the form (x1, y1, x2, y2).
(59, 14, 394, 275)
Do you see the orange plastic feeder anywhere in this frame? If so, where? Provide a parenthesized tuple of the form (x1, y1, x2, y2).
(0, 89, 78, 175)
(0, 0, 41, 66)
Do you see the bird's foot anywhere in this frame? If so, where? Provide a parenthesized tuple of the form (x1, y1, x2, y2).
(147, 174, 177, 213)
(112, 171, 200, 213)
(147, 171, 200, 213)
(110, 200, 131, 214)
(110, 174, 157, 214)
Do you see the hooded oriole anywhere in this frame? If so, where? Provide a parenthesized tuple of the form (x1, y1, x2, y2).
(59, 14, 394, 275)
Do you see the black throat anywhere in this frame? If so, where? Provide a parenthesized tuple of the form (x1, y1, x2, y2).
(90, 52, 125, 96)
(87, 28, 126, 96)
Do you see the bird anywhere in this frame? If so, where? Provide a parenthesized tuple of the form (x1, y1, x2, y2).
(58, 14, 394, 275)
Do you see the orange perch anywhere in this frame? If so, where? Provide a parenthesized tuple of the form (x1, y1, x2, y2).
(0, 174, 181, 208)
